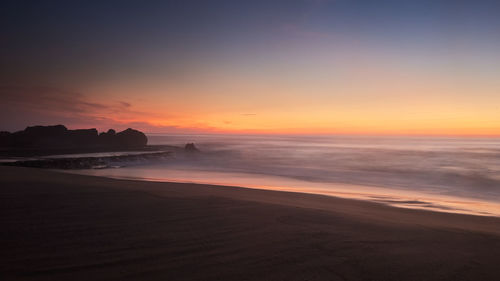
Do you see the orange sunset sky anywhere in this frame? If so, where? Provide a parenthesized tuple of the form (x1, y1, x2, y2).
(1, 0, 499, 136)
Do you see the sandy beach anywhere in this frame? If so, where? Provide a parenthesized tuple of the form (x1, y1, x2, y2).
(1, 166, 500, 281)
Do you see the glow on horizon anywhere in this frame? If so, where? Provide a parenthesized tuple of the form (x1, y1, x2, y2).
(2, 0, 500, 136)
(79, 49, 500, 136)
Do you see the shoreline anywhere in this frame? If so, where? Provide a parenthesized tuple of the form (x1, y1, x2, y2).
(72, 172, 500, 233)
(4, 166, 500, 232)
(2, 166, 500, 280)
(65, 168, 500, 218)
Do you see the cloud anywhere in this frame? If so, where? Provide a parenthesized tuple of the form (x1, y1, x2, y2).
(119, 101, 131, 108)
(0, 85, 129, 114)
(0, 85, 221, 133)
(116, 121, 221, 134)
(0, 85, 152, 132)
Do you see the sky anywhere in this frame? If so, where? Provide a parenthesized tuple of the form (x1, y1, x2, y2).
(1, 0, 500, 135)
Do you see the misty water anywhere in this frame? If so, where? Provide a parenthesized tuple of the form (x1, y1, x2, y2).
(71, 134, 500, 217)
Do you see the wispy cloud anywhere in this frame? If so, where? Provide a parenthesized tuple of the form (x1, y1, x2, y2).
(0, 85, 221, 133)
(0, 85, 131, 113)
(119, 101, 132, 108)
(0, 85, 154, 131)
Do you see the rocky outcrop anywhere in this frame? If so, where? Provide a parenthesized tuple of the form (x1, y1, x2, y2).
(184, 143, 200, 152)
(1, 125, 71, 147)
(115, 128, 148, 147)
(0, 125, 148, 149)
(67, 128, 99, 146)
(98, 129, 117, 146)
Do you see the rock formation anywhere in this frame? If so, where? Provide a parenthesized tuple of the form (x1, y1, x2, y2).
(0, 125, 147, 149)
(184, 143, 200, 152)
(115, 128, 148, 147)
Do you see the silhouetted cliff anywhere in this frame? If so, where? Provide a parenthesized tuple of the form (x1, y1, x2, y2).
(0, 125, 147, 149)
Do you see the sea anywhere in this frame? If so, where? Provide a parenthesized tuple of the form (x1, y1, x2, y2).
(68, 134, 500, 217)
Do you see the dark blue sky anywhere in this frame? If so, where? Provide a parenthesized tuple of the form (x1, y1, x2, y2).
(2, 0, 499, 84)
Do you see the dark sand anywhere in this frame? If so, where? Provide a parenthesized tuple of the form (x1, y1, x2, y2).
(1, 166, 500, 281)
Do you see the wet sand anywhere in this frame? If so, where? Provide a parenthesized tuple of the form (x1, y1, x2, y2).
(1, 166, 500, 280)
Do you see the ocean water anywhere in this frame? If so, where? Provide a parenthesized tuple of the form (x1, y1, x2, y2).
(70, 134, 500, 217)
